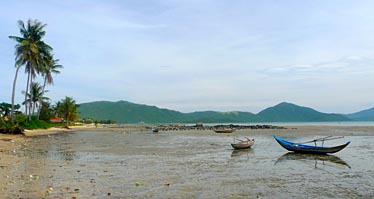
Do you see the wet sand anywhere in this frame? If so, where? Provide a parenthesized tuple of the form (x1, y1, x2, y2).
(1, 125, 374, 198)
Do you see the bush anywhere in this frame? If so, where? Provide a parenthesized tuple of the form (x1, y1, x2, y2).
(22, 116, 53, 130)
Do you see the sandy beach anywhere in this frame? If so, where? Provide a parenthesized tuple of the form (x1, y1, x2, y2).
(1, 124, 374, 198)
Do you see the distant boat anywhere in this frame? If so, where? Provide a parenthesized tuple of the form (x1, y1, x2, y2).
(213, 129, 235, 133)
(274, 135, 350, 154)
(231, 138, 255, 150)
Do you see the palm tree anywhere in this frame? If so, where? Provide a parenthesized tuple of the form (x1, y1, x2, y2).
(9, 19, 52, 121)
(23, 82, 49, 116)
(37, 56, 63, 119)
(57, 97, 79, 127)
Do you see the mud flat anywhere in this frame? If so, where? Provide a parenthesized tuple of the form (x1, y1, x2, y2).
(0, 124, 374, 198)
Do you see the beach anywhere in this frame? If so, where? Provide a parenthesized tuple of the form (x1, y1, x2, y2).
(1, 125, 374, 198)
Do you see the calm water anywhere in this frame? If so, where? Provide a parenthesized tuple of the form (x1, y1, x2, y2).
(3, 131, 374, 198)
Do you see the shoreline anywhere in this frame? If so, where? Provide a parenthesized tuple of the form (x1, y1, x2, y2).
(1, 123, 371, 137)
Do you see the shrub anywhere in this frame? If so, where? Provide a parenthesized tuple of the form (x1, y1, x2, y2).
(22, 116, 53, 130)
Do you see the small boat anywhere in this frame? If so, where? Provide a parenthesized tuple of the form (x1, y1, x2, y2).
(152, 127, 159, 133)
(213, 129, 235, 133)
(274, 135, 350, 154)
(231, 138, 255, 149)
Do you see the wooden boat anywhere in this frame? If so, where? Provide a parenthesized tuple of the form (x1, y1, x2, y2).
(231, 138, 255, 149)
(213, 128, 235, 133)
(273, 135, 350, 154)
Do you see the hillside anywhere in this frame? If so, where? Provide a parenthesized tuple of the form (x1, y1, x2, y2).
(186, 111, 260, 123)
(78, 101, 355, 124)
(78, 101, 259, 124)
(257, 102, 350, 122)
(346, 107, 374, 121)
(78, 101, 191, 123)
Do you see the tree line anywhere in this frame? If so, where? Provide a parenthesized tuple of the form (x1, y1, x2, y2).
(1, 19, 78, 131)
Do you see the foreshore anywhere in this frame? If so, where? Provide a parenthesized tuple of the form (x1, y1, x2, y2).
(1, 124, 373, 198)
(2, 123, 373, 138)
(1, 124, 373, 155)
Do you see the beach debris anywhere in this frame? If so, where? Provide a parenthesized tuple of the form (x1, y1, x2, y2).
(135, 182, 141, 187)
(107, 192, 111, 196)
(163, 181, 170, 186)
(30, 174, 39, 180)
(46, 186, 53, 194)
(0, 138, 14, 142)
(74, 188, 80, 193)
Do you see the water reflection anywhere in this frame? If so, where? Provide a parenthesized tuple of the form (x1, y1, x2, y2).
(275, 152, 351, 169)
(231, 148, 254, 158)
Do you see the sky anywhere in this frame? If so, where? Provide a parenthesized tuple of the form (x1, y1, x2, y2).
(1, 0, 374, 114)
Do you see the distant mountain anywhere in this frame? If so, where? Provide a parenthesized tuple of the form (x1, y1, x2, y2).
(346, 107, 374, 121)
(257, 102, 350, 122)
(78, 101, 191, 123)
(186, 111, 260, 123)
(78, 101, 353, 124)
(78, 101, 259, 124)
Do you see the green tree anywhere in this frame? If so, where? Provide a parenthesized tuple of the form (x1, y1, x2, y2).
(9, 19, 52, 121)
(0, 102, 21, 125)
(56, 97, 79, 127)
(38, 56, 63, 119)
(23, 82, 49, 116)
(39, 101, 54, 121)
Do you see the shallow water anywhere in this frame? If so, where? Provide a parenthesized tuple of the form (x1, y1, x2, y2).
(2, 131, 374, 198)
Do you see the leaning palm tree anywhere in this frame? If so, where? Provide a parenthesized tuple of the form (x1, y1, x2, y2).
(37, 56, 63, 119)
(9, 19, 52, 121)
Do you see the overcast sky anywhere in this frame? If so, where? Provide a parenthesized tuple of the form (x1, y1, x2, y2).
(1, 0, 374, 114)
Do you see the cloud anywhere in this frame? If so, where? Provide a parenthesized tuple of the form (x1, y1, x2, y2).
(264, 56, 374, 79)
(2, 1, 374, 114)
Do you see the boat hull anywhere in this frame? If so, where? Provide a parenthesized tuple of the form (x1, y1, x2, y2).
(274, 136, 350, 154)
(214, 129, 235, 133)
(231, 139, 255, 149)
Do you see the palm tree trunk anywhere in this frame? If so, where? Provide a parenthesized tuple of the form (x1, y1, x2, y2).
(24, 71, 31, 117)
(11, 66, 21, 122)
(65, 113, 69, 127)
(28, 79, 33, 120)
(37, 76, 47, 119)
(32, 101, 36, 116)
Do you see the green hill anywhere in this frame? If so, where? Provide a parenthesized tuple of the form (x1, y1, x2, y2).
(186, 111, 260, 123)
(257, 102, 350, 122)
(78, 101, 352, 124)
(346, 107, 374, 121)
(78, 101, 191, 123)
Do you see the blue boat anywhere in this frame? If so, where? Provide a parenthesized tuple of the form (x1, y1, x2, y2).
(274, 135, 350, 154)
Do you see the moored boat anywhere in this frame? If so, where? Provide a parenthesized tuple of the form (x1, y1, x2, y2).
(213, 129, 235, 133)
(231, 138, 255, 149)
(274, 135, 350, 154)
